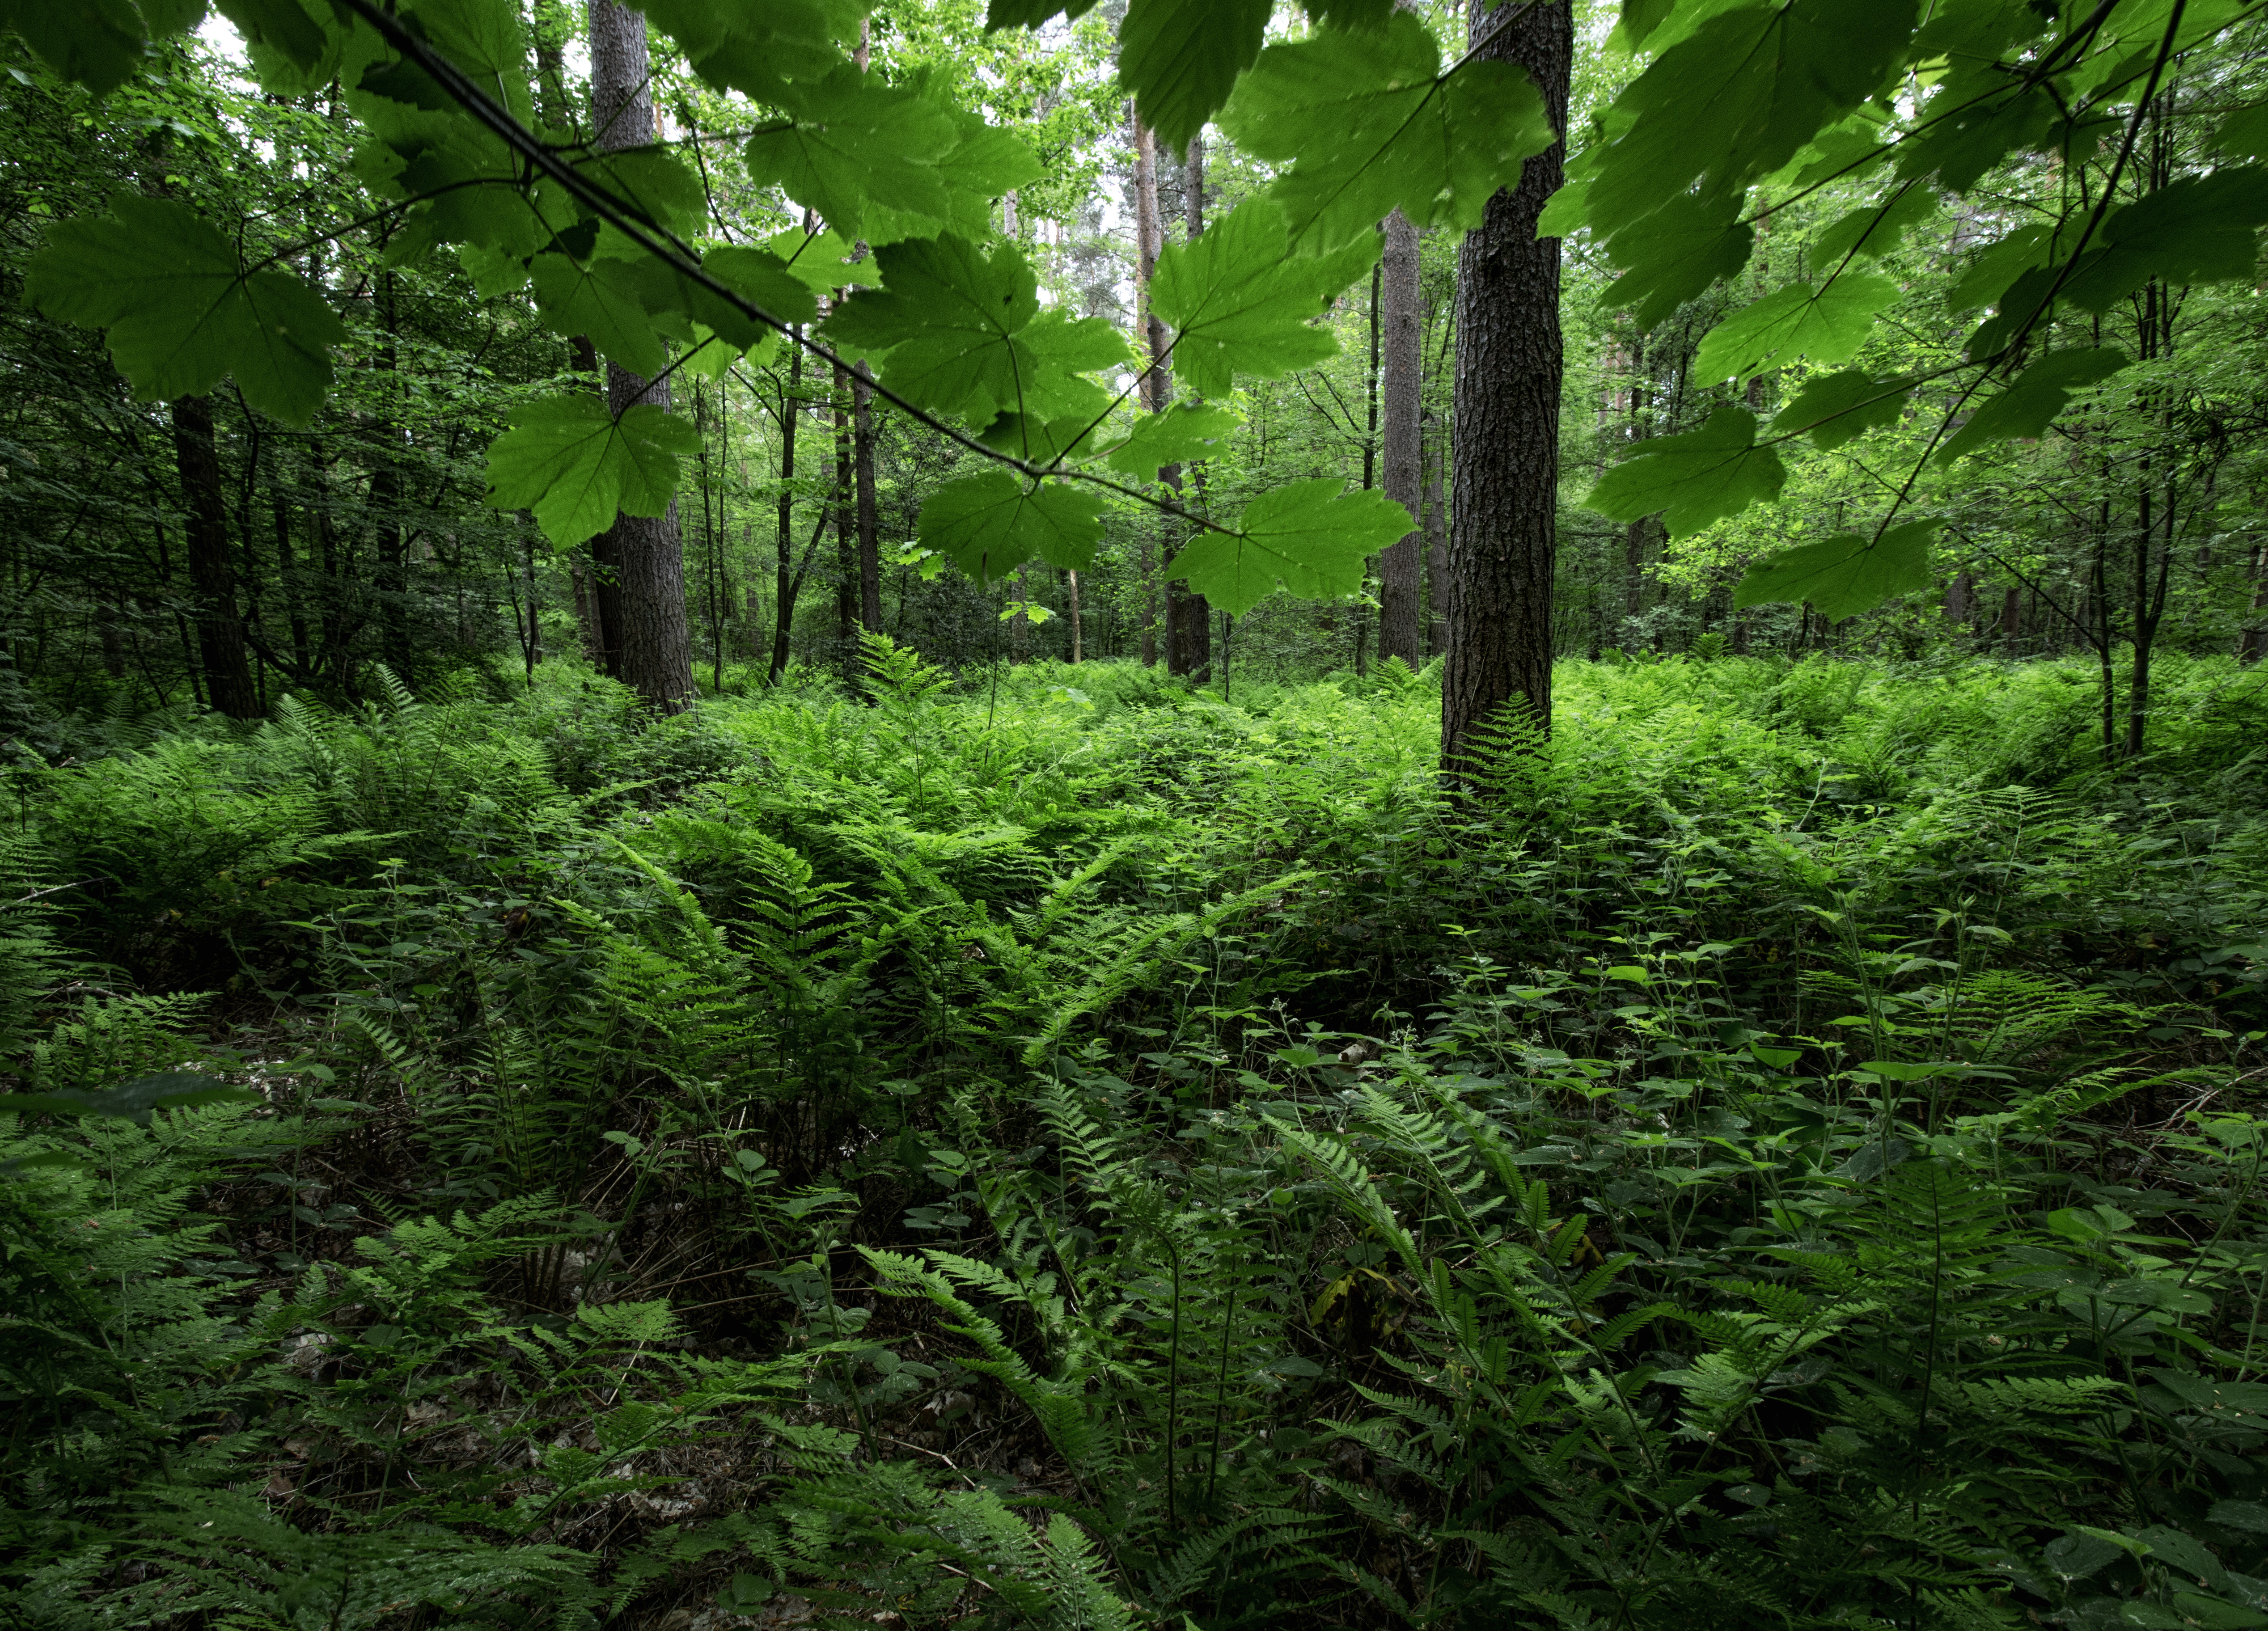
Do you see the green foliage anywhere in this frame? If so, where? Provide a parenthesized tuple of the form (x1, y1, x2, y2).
(1219, 9, 1553, 253)
(1570, 0, 2268, 624)
(918, 471, 1105, 579)
(1166, 479, 1414, 615)
(1735, 520, 1941, 623)
(1588, 405, 1787, 537)
(25, 192, 347, 425)
(4, 0, 1439, 612)
(3, 655, 2261, 1626)
(484, 396, 703, 549)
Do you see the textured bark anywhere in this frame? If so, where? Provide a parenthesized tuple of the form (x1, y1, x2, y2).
(1423, 411, 1448, 655)
(2001, 586, 2025, 646)
(1175, 133, 1213, 678)
(273, 489, 310, 682)
(1377, 207, 1424, 668)
(770, 323, 804, 685)
(1945, 569, 1973, 628)
(851, 21, 882, 636)
(371, 270, 414, 683)
(1442, 0, 1570, 776)
(1065, 568, 1082, 663)
(170, 394, 260, 718)
(2241, 542, 2267, 663)
(1131, 108, 1177, 669)
(1009, 564, 1032, 659)
(571, 557, 601, 662)
(588, 0, 694, 711)
(832, 358, 855, 665)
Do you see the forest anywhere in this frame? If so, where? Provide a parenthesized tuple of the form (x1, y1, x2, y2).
(2, 0, 2267, 1627)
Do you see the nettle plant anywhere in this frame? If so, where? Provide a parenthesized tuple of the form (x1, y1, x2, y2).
(9, 0, 1550, 618)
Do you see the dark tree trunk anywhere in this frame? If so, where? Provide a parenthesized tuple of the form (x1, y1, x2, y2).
(2241, 542, 2267, 664)
(372, 270, 414, 684)
(588, 0, 694, 712)
(170, 394, 260, 718)
(1440, 0, 1571, 777)
(1132, 107, 1176, 669)
(1424, 410, 1449, 655)
(1174, 132, 1213, 679)
(851, 21, 882, 638)
(1945, 568, 1973, 630)
(1378, 207, 1424, 667)
(832, 358, 856, 669)
(855, 366, 881, 633)
(273, 488, 311, 683)
(770, 325, 804, 685)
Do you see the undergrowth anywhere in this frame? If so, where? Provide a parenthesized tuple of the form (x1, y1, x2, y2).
(3, 640, 2265, 1631)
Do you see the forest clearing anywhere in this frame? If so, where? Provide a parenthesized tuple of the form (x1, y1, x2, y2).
(3, 1, 2268, 1628)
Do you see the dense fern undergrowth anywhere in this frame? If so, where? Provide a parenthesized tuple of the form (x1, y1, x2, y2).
(4, 642, 2267, 1631)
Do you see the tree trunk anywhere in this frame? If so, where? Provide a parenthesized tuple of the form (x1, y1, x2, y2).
(1441, 0, 1570, 777)
(1066, 567, 1082, 663)
(273, 489, 311, 683)
(371, 270, 414, 684)
(1176, 133, 1213, 679)
(1132, 107, 1182, 671)
(771, 322, 804, 685)
(588, 0, 694, 712)
(2241, 541, 2267, 664)
(1423, 411, 1448, 655)
(1377, 207, 1424, 668)
(851, 20, 882, 637)
(832, 357, 856, 669)
(170, 394, 260, 718)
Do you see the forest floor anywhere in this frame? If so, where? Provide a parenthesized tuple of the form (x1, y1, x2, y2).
(5, 644, 2268, 1631)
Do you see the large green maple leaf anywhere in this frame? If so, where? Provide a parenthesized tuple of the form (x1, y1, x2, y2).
(1119, 0, 1271, 156)
(824, 238, 1119, 427)
(822, 237, 1038, 423)
(1935, 348, 2126, 465)
(1586, 406, 1786, 538)
(485, 395, 699, 548)
(1150, 199, 1375, 399)
(1102, 403, 1240, 477)
(1166, 480, 1410, 615)
(1735, 521, 1940, 621)
(918, 471, 1104, 579)
(25, 193, 345, 426)
(1220, 11, 1551, 253)
(529, 252, 668, 378)
(1690, 274, 1900, 384)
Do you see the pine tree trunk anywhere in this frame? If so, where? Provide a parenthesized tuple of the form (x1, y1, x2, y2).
(1132, 107, 1181, 671)
(1442, 0, 1570, 777)
(831, 355, 856, 671)
(1423, 411, 1448, 656)
(1377, 207, 1424, 668)
(1176, 134, 1213, 679)
(588, 0, 694, 712)
(170, 393, 259, 718)
(2241, 542, 2267, 664)
(851, 21, 882, 637)
(771, 322, 804, 685)
(371, 270, 414, 684)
